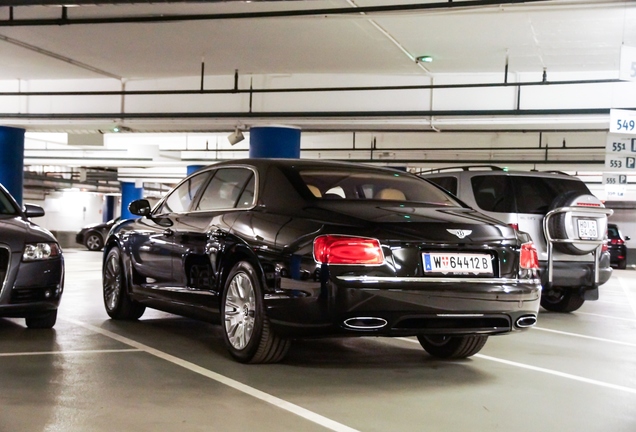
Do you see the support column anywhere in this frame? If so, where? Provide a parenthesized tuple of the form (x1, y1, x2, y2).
(104, 195, 116, 222)
(0, 126, 25, 206)
(249, 126, 301, 159)
(120, 182, 143, 220)
(187, 165, 205, 175)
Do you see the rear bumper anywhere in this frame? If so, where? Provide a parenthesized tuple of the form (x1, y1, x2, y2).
(539, 254, 612, 288)
(266, 276, 541, 338)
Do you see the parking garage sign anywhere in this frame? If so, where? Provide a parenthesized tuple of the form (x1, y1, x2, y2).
(605, 133, 636, 170)
(610, 109, 636, 134)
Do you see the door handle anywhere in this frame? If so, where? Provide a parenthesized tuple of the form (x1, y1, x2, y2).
(163, 228, 175, 237)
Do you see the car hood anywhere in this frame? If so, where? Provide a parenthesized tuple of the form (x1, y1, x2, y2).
(0, 215, 58, 251)
(300, 201, 517, 243)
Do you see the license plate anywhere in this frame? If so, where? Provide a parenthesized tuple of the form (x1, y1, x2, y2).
(423, 252, 493, 275)
(577, 219, 598, 239)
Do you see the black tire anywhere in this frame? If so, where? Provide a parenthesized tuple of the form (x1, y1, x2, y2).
(618, 259, 627, 270)
(103, 247, 146, 320)
(221, 261, 290, 364)
(417, 334, 488, 359)
(25, 310, 57, 329)
(84, 232, 104, 251)
(540, 286, 585, 312)
(547, 191, 604, 256)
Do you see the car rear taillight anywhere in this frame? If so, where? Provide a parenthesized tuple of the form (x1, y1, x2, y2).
(509, 223, 519, 230)
(602, 243, 609, 253)
(313, 235, 384, 265)
(520, 242, 539, 270)
(610, 238, 624, 245)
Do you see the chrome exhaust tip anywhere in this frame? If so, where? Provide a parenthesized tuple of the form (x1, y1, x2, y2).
(516, 315, 537, 328)
(343, 317, 388, 330)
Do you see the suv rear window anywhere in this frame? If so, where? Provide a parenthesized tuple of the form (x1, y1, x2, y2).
(471, 175, 590, 215)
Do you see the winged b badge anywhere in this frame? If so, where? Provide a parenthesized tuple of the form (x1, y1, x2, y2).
(447, 229, 472, 239)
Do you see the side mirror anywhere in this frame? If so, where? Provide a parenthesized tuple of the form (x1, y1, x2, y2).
(23, 204, 45, 218)
(626, 236, 631, 241)
(129, 199, 151, 217)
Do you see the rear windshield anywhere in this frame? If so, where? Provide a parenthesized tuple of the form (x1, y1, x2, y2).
(471, 174, 590, 214)
(297, 168, 460, 206)
(0, 188, 19, 216)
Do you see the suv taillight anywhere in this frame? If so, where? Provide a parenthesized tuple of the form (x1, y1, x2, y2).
(313, 235, 384, 265)
(520, 242, 539, 270)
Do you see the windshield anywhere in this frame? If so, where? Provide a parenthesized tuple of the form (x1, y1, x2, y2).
(0, 188, 19, 216)
(298, 168, 460, 206)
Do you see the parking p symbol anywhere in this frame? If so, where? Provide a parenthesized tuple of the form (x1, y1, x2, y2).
(628, 157, 636, 169)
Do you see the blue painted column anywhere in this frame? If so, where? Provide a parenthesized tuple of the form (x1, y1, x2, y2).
(187, 165, 205, 175)
(0, 126, 25, 206)
(120, 182, 143, 220)
(104, 195, 116, 222)
(249, 126, 301, 159)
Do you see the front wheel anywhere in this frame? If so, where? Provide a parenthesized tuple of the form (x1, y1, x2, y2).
(221, 261, 290, 364)
(103, 247, 145, 320)
(417, 334, 488, 359)
(540, 286, 585, 312)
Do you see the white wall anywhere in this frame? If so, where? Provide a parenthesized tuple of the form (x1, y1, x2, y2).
(36, 191, 106, 232)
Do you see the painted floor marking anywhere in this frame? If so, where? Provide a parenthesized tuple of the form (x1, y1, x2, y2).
(575, 312, 636, 322)
(532, 327, 636, 347)
(63, 317, 359, 432)
(0, 348, 141, 357)
(618, 276, 636, 318)
(396, 337, 636, 395)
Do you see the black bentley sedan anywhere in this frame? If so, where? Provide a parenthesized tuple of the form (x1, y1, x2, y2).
(102, 159, 541, 363)
(0, 184, 64, 328)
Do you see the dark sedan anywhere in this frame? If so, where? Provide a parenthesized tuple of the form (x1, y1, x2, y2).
(102, 159, 541, 363)
(0, 183, 64, 328)
(76, 217, 120, 251)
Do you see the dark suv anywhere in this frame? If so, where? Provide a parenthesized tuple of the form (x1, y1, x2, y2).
(419, 166, 612, 313)
(607, 223, 629, 269)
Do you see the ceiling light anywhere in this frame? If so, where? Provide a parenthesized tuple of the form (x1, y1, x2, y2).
(228, 127, 245, 145)
(416, 55, 433, 63)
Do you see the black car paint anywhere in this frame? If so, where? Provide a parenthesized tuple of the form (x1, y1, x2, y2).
(0, 184, 64, 321)
(106, 159, 540, 340)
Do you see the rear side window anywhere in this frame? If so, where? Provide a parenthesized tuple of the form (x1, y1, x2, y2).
(511, 176, 590, 214)
(0, 189, 19, 215)
(426, 176, 458, 195)
(471, 175, 515, 213)
(196, 168, 255, 211)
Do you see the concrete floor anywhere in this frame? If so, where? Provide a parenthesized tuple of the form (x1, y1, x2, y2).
(1, 249, 635, 432)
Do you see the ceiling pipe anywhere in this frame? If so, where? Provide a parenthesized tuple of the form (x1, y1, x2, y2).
(0, 0, 560, 26)
(0, 78, 622, 97)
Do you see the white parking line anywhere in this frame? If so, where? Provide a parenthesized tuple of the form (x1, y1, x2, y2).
(63, 317, 360, 432)
(618, 276, 636, 318)
(0, 348, 141, 357)
(396, 337, 636, 395)
(575, 312, 636, 322)
(532, 327, 636, 347)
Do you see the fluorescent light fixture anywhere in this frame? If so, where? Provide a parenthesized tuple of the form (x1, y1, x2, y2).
(416, 55, 433, 63)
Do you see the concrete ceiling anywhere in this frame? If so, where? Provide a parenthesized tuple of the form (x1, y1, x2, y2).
(2, 0, 636, 188)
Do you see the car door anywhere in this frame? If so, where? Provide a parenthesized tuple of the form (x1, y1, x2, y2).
(169, 167, 256, 311)
(128, 170, 210, 300)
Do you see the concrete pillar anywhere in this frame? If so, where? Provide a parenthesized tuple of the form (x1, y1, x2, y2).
(187, 165, 205, 175)
(0, 126, 25, 206)
(249, 126, 301, 159)
(104, 195, 116, 222)
(120, 182, 143, 220)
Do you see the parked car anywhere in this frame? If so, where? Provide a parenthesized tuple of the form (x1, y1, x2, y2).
(0, 183, 64, 328)
(419, 166, 612, 313)
(607, 223, 630, 269)
(76, 217, 120, 251)
(102, 159, 541, 364)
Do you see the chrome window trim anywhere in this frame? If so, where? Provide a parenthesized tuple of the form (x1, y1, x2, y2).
(336, 275, 540, 285)
(0, 245, 11, 296)
(152, 165, 259, 217)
